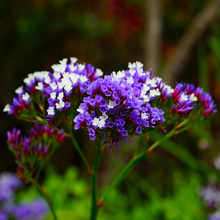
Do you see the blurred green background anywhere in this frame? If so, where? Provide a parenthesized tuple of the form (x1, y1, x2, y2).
(1, 0, 220, 219)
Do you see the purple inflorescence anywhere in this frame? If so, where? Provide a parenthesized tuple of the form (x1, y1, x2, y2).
(74, 62, 166, 151)
(7, 123, 65, 180)
(200, 181, 220, 209)
(0, 173, 22, 203)
(3, 57, 103, 123)
(171, 83, 217, 116)
(0, 173, 49, 220)
(209, 211, 220, 220)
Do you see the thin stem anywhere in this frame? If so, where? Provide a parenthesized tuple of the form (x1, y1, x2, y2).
(147, 127, 176, 153)
(29, 177, 58, 220)
(67, 127, 90, 171)
(90, 141, 102, 220)
(134, 135, 144, 156)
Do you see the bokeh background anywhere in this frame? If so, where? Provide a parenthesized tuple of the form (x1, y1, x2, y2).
(1, 0, 220, 219)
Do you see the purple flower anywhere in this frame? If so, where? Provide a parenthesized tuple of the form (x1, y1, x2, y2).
(74, 65, 165, 151)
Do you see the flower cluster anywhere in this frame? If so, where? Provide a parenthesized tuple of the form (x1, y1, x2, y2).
(74, 61, 217, 150)
(0, 173, 48, 220)
(7, 123, 65, 181)
(3, 57, 103, 125)
(200, 181, 220, 209)
(74, 62, 167, 151)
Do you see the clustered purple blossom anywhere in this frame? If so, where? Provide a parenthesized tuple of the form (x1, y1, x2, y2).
(200, 181, 220, 209)
(209, 211, 220, 220)
(3, 58, 103, 123)
(171, 83, 217, 115)
(74, 62, 167, 151)
(0, 173, 48, 220)
(73, 61, 217, 151)
(7, 123, 65, 181)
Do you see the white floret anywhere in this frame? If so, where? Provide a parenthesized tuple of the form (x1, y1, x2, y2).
(128, 62, 136, 69)
(96, 68, 103, 77)
(70, 57, 78, 63)
(59, 58, 68, 65)
(69, 64, 77, 72)
(127, 77, 134, 84)
(149, 89, 161, 98)
(129, 69, 136, 76)
(55, 100, 65, 109)
(47, 106, 55, 116)
(3, 104, 10, 112)
(22, 93, 30, 102)
(35, 82, 43, 90)
(77, 108, 84, 114)
(163, 85, 174, 95)
(108, 100, 115, 109)
(53, 72, 61, 80)
(50, 92, 56, 100)
(15, 86, 23, 94)
(92, 118, 100, 127)
(69, 73, 79, 84)
(141, 113, 149, 120)
(180, 93, 188, 102)
(189, 93, 197, 101)
(78, 64, 85, 71)
(57, 92, 64, 100)
(79, 75, 88, 83)
(50, 82, 57, 90)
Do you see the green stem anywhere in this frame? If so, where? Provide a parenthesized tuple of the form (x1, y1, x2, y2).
(134, 135, 144, 155)
(147, 127, 176, 152)
(29, 177, 58, 220)
(68, 128, 90, 171)
(90, 141, 102, 220)
(100, 127, 178, 203)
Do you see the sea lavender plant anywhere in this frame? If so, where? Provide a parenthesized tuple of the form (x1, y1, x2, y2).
(3, 58, 216, 220)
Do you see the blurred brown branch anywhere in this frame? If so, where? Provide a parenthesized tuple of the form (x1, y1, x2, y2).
(144, 0, 161, 76)
(163, 0, 220, 85)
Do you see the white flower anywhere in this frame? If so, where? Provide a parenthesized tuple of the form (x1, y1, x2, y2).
(55, 100, 65, 109)
(15, 86, 23, 94)
(59, 58, 68, 65)
(22, 93, 30, 102)
(50, 92, 56, 100)
(35, 82, 43, 90)
(136, 61, 143, 69)
(149, 89, 161, 98)
(69, 73, 79, 84)
(3, 104, 10, 112)
(107, 100, 115, 109)
(64, 84, 73, 93)
(141, 113, 149, 120)
(163, 85, 174, 95)
(51, 64, 66, 72)
(53, 72, 61, 80)
(79, 75, 88, 83)
(180, 93, 188, 102)
(47, 106, 55, 116)
(96, 68, 103, 77)
(44, 76, 51, 84)
(57, 92, 64, 100)
(129, 69, 136, 76)
(50, 82, 57, 91)
(128, 62, 136, 69)
(69, 64, 77, 72)
(92, 118, 100, 127)
(127, 77, 134, 84)
(77, 108, 84, 114)
(70, 57, 78, 63)
(189, 93, 197, 102)
(78, 64, 85, 71)
(24, 74, 35, 85)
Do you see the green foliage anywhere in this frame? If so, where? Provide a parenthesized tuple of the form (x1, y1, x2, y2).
(17, 166, 207, 220)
